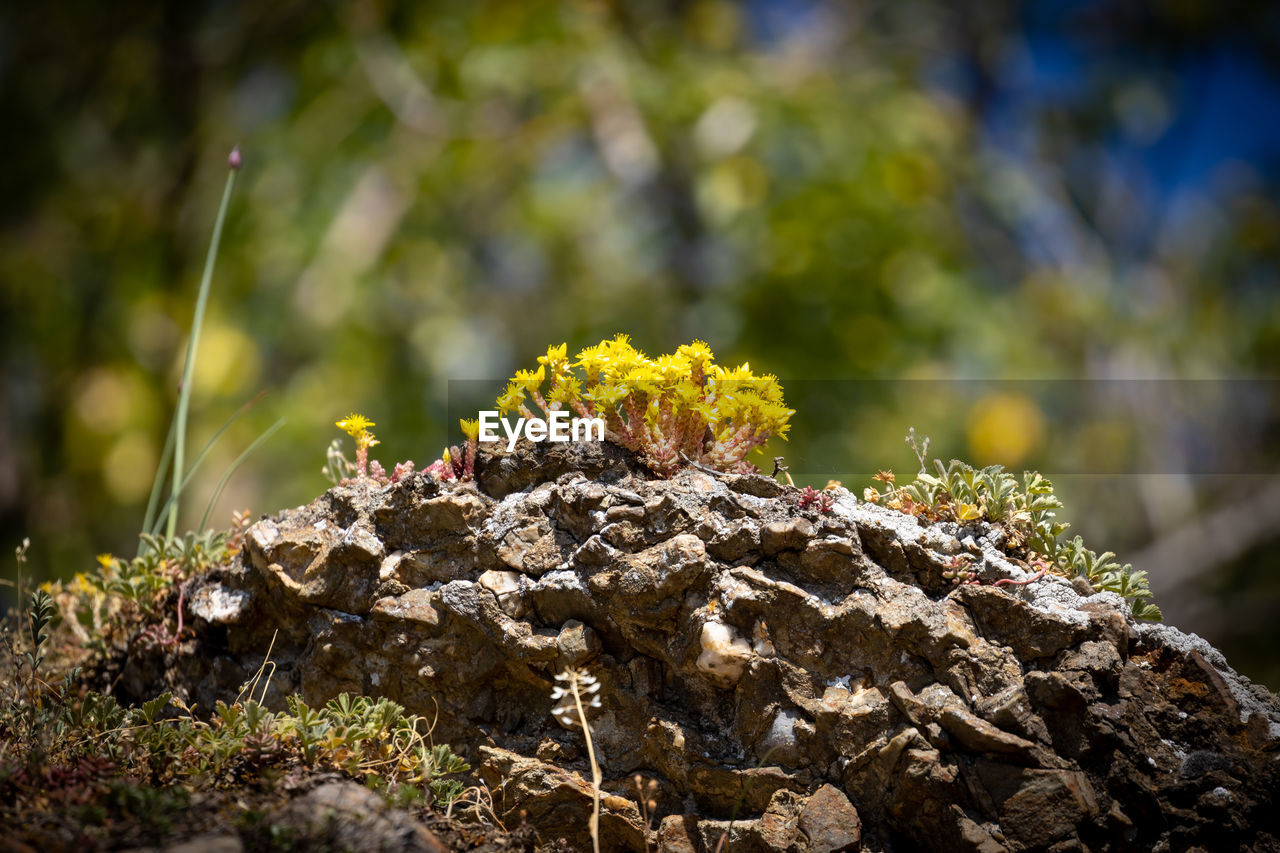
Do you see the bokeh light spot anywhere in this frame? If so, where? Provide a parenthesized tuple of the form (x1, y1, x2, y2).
(102, 432, 156, 504)
(966, 392, 1045, 468)
(190, 324, 261, 400)
(73, 367, 148, 434)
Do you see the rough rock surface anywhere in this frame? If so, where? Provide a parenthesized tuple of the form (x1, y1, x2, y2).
(148, 441, 1280, 851)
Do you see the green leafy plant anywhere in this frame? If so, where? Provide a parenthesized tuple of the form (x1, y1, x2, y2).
(271, 693, 470, 807)
(1056, 536, 1163, 621)
(25, 590, 55, 685)
(7, 589, 59, 723)
(0, 673, 474, 849)
(866, 429, 1161, 621)
(31, 525, 245, 664)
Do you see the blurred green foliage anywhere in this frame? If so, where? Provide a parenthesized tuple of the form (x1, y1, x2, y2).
(1, 1, 1277, 685)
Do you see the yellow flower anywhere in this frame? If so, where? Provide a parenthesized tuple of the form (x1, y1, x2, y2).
(621, 363, 659, 385)
(598, 334, 646, 380)
(459, 419, 480, 440)
(712, 363, 756, 385)
(513, 366, 545, 392)
(336, 413, 375, 438)
(583, 383, 627, 410)
(537, 343, 570, 373)
(574, 344, 609, 381)
(652, 354, 688, 385)
(754, 373, 784, 402)
(604, 333, 634, 352)
(676, 340, 714, 366)
(549, 375, 583, 406)
(688, 399, 715, 423)
(668, 382, 701, 408)
(760, 401, 794, 439)
(710, 394, 743, 425)
(496, 382, 527, 415)
(493, 336, 790, 474)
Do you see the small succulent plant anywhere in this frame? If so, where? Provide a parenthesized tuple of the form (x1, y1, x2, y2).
(336, 339, 793, 485)
(865, 430, 1161, 621)
(327, 413, 417, 485)
(795, 486, 834, 514)
(494, 336, 793, 477)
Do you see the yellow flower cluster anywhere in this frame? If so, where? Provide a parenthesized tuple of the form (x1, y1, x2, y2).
(496, 335, 793, 476)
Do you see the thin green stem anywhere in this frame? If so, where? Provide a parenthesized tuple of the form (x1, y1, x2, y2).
(140, 414, 178, 556)
(168, 166, 238, 539)
(151, 392, 265, 538)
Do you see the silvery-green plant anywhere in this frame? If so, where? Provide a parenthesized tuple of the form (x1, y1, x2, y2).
(867, 429, 1161, 621)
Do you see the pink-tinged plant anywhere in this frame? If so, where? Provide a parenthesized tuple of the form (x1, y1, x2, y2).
(329, 414, 416, 486)
(423, 419, 479, 482)
(796, 486, 834, 514)
(334, 413, 379, 478)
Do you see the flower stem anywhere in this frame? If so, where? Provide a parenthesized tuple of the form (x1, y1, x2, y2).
(572, 672, 602, 853)
(167, 161, 238, 539)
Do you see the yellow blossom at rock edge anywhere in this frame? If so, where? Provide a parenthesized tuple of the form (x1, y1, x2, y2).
(335, 413, 375, 438)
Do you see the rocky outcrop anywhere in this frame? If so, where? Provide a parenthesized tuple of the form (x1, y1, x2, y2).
(155, 441, 1280, 851)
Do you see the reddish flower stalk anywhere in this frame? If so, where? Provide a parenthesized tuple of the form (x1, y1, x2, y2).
(463, 435, 477, 479)
(530, 389, 550, 418)
(993, 569, 1047, 588)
